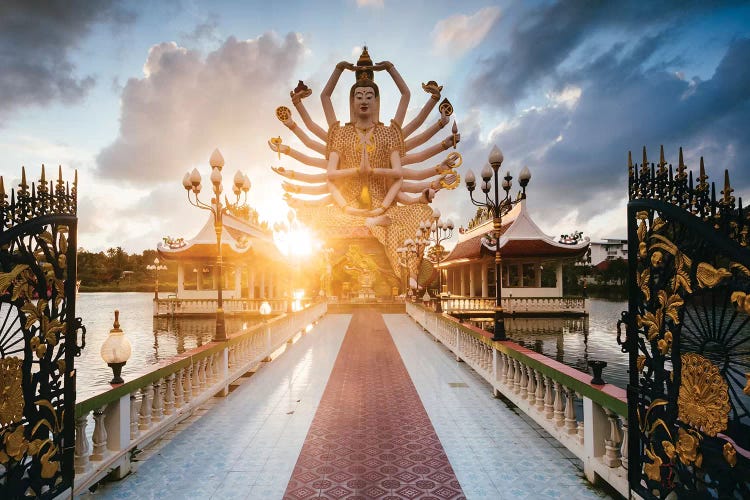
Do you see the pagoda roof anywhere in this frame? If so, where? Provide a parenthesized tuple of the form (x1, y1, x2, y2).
(440, 200, 589, 266)
(157, 210, 280, 263)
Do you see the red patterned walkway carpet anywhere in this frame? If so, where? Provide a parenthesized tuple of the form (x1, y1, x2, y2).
(283, 310, 465, 499)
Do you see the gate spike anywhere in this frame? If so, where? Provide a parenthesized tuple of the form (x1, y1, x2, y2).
(40, 164, 46, 183)
(659, 145, 665, 166)
(642, 146, 648, 168)
(58, 165, 63, 183)
(74, 169, 78, 189)
(0, 177, 5, 200)
(722, 169, 734, 206)
(21, 167, 27, 190)
(627, 150, 633, 174)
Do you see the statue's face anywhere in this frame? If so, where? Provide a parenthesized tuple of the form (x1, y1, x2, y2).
(353, 87, 377, 121)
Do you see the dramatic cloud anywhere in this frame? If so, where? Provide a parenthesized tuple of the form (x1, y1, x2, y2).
(0, 0, 135, 121)
(432, 7, 501, 57)
(459, 1, 750, 239)
(97, 32, 305, 184)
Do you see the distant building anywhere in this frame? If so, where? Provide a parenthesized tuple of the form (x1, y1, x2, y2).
(589, 238, 627, 266)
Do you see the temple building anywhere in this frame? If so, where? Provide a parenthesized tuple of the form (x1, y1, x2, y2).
(438, 199, 589, 311)
(155, 206, 288, 315)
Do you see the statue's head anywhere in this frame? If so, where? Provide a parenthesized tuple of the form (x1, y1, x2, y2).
(349, 46, 380, 125)
(350, 79, 379, 125)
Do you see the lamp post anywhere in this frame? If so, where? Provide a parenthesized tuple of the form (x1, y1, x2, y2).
(182, 148, 250, 341)
(146, 257, 167, 300)
(425, 208, 454, 313)
(396, 223, 428, 299)
(100, 310, 132, 385)
(464, 145, 531, 341)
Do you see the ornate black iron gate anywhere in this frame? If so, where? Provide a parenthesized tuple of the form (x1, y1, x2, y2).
(621, 147, 750, 498)
(0, 167, 84, 498)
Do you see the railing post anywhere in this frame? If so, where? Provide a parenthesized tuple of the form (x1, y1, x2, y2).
(583, 397, 609, 483)
(620, 417, 628, 470)
(105, 394, 133, 479)
(129, 392, 139, 440)
(553, 381, 565, 426)
(544, 375, 554, 419)
(564, 388, 577, 434)
(534, 370, 545, 412)
(519, 363, 528, 399)
(219, 347, 229, 397)
(603, 409, 623, 468)
(138, 385, 152, 431)
(164, 374, 175, 415)
(74, 413, 91, 474)
(90, 407, 107, 462)
(151, 379, 163, 423)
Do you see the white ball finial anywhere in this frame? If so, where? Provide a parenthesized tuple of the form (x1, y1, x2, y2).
(209, 148, 224, 169)
(489, 145, 504, 165)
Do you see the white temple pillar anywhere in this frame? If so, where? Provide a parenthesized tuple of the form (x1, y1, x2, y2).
(269, 272, 275, 299)
(460, 266, 466, 296)
(234, 267, 241, 297)
(481, 263, 488, 297)
(177, 264, 184, 296)
(260, 270, 266, 298)
(555, 262, 563, 296)
(248, 267, 255, 299)
(196, 267, 202, 291)
(469, 264, 476, 297)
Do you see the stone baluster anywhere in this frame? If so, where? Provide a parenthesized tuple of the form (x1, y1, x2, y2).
(90, 407, 107, 461)
(534, 371, 545, 412)
(151, 379, 164, 423)
(519, 364, 528, 399)
(455, 328, 461, 361)
(200, 358, 208, 389)
(139, 385, 153, 431)
(74, 413, 91, 474)
(513, 359, 522, 393)
(526, 367, 535, 404)
(228, 346, 235, 369)
(505, 355, 514, 386)
(553, 381, 565, 427)
(184, 365, 193, 402)
(603, 409, 623, 467)
(620, 417, 628, 470)
(174, 369, 184, 408)
(130, 392, 139, 440)
(192, 359, 201, 396)
(543, 375, 554, 419)
(164, 374, 175, 415)
(564, 388, 578, 434)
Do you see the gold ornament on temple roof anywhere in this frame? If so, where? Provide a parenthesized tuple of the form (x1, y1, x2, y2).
(0, 357, 24, 427)
(696, 262, 731, 288)
(677, 353, 729, 436)
(276, 106, 291, 122)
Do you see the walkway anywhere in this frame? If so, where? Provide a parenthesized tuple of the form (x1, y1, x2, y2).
(81, 313, 612, 499)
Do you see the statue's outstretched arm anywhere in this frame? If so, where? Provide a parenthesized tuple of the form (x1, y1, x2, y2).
(377, 61, 410, 127)
(402, 151, 460, 180)
(401, 130, 460, 166)
(291, 96, 328, 142)
(396, 191, 432, 205)
(272, 166, 326, 183)
(284, 193, 333, 208)
(268, 140, 326, 168)
(402, 81, 442, 137)
(321, 62, 354, 127)
(404, 114, 450, 151)
(282, 181, 328, 195)
(280, 116, 326, 155)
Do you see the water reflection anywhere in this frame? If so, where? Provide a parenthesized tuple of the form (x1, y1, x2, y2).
(151, 316, 264, 358)
(470, 301, 630, 388)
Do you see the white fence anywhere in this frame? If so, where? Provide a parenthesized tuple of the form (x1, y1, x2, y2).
(153, 298, 291, 316)
(441, 296, 587, 315)
(73, 302, 326, 495)
(406, 302, 628, 497)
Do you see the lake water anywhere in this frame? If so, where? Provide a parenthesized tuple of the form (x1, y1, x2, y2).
(75, 293, 631, 399)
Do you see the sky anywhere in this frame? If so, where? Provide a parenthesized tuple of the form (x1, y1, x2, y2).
(1, 0, 749, 253)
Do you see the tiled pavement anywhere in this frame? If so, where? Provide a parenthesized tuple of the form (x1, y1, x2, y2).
(81, 313, 614, 499)
(284, 310, 464, 499)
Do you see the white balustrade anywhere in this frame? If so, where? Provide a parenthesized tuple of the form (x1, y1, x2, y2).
(405, 301, 628, 498)
(73, 302, 327, 495)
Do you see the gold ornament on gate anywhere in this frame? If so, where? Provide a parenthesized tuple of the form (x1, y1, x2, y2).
(0, 357, 24, 427)
(677, 353, 730, 436)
